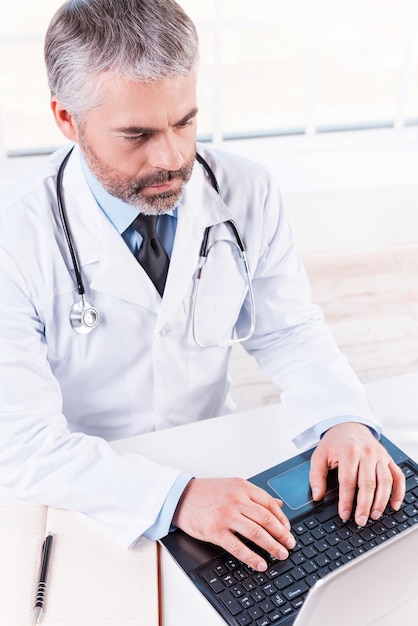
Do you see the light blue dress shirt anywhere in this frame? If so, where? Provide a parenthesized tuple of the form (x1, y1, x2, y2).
(81, 157, 178, 257)
(80, 155, 378, 540)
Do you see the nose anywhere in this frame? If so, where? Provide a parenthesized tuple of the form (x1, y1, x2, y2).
(148, 130, 184, 172)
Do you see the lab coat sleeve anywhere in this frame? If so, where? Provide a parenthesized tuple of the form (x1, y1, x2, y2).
(236, 175, 381, 448)
(0, 245, 186, 547)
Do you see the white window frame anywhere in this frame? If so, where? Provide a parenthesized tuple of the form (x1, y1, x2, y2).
(1, 0, 417, 157)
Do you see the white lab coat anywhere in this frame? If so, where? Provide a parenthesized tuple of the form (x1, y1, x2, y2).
(0, 144, 378, 546)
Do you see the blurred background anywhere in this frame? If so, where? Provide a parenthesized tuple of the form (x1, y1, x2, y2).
(2, 0, 418, 151)
(1, 0, 418, 408)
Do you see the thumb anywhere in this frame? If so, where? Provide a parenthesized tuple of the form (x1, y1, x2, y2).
(309, 448, 330, 501)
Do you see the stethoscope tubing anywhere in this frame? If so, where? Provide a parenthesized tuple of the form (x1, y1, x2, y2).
(56, 147, 83, 295)
(57, 147, 255, 343)
(191, 233, 256, 348)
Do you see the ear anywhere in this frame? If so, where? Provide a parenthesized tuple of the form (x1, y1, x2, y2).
(50, 97, 80, 142)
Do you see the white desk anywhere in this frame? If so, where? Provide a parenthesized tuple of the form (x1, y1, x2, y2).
(111, 371, 418, 625)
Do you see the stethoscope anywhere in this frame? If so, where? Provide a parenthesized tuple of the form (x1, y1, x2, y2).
(57, 148, 256, 346)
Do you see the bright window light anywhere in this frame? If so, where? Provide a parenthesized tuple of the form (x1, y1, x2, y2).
(0, 0, 417, 156)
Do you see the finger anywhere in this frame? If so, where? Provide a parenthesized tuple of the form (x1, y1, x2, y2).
(368, 460, 395, 521)
(389, 460, 406, 511)
(273, 498, 292, 530)
(336, 458, 359, 523)
(353, 459, 390, 524)
(235, 520, 293, 569)
(219, 529, 277, 572)
(243, 488, 296, 554)
(352, 455, 379, 526)
(246, 483, 292, 530)
(269, 500, 292, 532)
(257, 494, 291, 530)
(239, 500, 296, 558)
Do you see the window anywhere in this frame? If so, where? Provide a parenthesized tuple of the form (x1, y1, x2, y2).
(1, 0, 417, 156)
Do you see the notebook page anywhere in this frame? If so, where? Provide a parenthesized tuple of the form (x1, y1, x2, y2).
(43, 507, 159, 625)
(0, 501, 47, 626)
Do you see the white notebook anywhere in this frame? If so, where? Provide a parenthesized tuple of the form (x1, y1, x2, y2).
(1, 499, 159, 626)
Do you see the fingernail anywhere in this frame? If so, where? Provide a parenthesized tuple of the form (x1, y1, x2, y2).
(393, 500, 402, 511)
(312, 488, 321, 501)
(256, 560, 267, 572)
(341, 510, 351, 522)
(357, 515, 368, 527)
(371, 509, 381, 520)
(277, 547, 289, 560)
(287, 535, 296, 550)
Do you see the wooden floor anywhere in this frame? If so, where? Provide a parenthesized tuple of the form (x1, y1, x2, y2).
(229, 244, 418, 411)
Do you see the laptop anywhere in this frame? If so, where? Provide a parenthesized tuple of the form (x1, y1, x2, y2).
(293, 523, 418, 626)
(161, 435, 418, 625)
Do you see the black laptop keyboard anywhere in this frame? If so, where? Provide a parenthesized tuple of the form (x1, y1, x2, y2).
(192, 463, 418, 626)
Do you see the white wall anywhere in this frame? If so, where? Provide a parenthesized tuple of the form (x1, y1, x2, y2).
(224, 127, 418, 253)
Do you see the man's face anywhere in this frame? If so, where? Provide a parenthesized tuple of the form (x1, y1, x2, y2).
(74, 71, 198, 215)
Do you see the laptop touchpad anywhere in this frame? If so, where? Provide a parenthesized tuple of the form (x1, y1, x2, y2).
(267, 461, 338, 510)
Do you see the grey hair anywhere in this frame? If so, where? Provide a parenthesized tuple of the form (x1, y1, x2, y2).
(44, 0, 199, 121)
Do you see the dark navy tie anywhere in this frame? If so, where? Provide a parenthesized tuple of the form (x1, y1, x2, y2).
(131, 214, 169, 297)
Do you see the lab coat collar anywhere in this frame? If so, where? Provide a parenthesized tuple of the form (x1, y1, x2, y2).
(157, 155, 235, 328)
(60, 144, 234, 319)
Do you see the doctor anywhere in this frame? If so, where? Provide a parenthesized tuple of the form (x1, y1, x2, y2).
(0, 0, 404, 572)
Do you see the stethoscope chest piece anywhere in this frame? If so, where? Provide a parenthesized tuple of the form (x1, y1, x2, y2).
(70, 298, 100, 335)
(57, 148, 100, 335)
(58, 147, 254, 342)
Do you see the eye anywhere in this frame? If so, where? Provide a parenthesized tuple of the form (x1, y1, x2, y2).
(177, 117, 196, 130)
(123, 133, 147, 142)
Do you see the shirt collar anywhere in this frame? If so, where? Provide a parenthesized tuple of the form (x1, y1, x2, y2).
(80, 153, 177, 234)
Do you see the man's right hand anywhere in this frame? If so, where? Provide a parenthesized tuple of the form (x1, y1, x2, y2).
(172, 477, 296, 571)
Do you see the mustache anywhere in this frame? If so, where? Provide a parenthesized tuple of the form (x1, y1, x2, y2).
(132, 164, 193, 192)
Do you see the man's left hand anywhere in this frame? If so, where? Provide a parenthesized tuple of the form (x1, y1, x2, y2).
(309, 422, 406, 526)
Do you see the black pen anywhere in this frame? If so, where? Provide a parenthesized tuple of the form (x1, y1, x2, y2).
(33, 533, 54, 625)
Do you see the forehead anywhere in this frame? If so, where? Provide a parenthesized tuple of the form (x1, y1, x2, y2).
(90, 70, 198, 127)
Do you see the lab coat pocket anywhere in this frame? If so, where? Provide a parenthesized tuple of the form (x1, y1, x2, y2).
(189, 240, 248, 346)
(192, 294, 243, 345)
